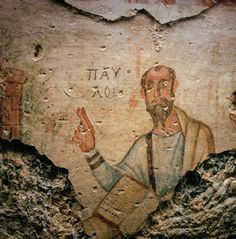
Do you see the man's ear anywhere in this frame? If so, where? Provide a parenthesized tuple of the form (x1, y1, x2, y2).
(173, 79, 179, 93)
(140, 87, 145, 99)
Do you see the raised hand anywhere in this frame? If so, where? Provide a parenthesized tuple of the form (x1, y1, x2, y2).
(72, 107, 95, 152)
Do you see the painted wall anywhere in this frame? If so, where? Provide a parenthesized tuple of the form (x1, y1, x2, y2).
(0, 0, 235, 233)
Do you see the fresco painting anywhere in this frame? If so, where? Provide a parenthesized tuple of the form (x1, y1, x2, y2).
(0, 1, 235, 238)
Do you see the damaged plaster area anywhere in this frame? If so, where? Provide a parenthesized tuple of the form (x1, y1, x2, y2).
(63, 0, 217, 24)
(0, 140, 235, 238)
(0, 140, 88, 239)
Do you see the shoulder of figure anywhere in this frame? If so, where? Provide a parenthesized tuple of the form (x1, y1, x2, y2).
(175, 106, 211, 130)
(175, 105, 214, 151)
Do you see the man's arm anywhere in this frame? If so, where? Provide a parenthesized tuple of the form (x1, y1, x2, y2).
(73, 107, 122, 191)
(83, 135, 148, 191)
(73, 107, 148, 191)
(83, 148, 122, 191)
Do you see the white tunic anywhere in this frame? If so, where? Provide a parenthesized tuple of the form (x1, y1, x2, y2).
(85, 132, 184, 197)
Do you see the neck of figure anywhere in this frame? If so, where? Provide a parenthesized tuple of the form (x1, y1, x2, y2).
(152, 107, 181, 136)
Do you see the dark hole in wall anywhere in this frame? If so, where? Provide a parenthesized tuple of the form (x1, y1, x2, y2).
(33, 44, 43, 58)
(185, 170, 201, 186)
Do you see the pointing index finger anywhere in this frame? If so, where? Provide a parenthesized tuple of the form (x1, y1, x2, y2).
(81, 107, 94, 132)
(76, 107, 94, 132)
(77, 107, 89, 130)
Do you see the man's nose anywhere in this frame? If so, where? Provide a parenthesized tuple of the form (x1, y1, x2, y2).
(153, 88, 161, 99)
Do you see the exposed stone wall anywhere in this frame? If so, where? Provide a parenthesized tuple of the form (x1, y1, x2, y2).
(0, 140, 88, 239)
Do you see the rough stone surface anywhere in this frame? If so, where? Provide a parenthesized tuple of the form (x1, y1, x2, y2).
(0, 139, 88, 239)
(134, 150, 236, 238)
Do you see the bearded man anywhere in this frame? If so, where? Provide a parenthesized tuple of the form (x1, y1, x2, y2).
(73, 65, 215, 199)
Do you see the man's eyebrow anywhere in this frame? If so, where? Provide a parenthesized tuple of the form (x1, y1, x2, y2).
(146, 80, 154, 86)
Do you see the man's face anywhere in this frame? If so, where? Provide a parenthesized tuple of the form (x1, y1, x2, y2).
(143, 67, 175, 127)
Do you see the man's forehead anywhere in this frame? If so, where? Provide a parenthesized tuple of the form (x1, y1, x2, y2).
(146, 67, 171, 82)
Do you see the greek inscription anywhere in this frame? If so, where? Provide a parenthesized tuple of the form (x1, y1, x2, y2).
(99, 70, 109, 80)
(92, 87, 102, 98)
(84, 67, 121, 81)
(111, 67, 121, 78)
(87, 69, 98, 81)
(92, 86, 123, 98)
(84, 67, 123, 99)
(104, 86, 110, 97)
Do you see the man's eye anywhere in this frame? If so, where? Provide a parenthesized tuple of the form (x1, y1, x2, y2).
(146, 85, 153, 91)
(161, 81, 168, 88)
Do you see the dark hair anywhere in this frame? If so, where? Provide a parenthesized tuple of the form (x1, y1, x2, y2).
(140, 65, 176, 90)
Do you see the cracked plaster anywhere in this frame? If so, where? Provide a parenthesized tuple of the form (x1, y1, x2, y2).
(64, 0, 217, 24)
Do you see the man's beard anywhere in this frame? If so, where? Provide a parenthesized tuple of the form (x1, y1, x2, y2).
(146, 97, 174, 127)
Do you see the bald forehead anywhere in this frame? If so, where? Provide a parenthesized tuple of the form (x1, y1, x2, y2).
(141, 65, 176, 88)
(146, 67, 171, 81)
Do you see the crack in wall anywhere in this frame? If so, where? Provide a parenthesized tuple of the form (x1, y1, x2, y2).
(53, 0, 219, 25)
